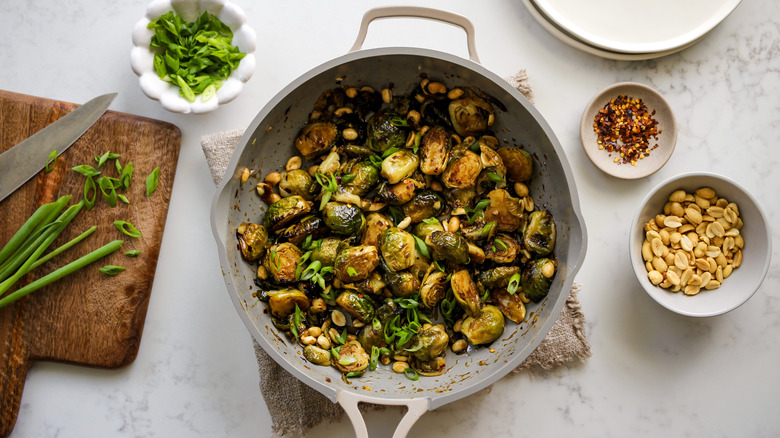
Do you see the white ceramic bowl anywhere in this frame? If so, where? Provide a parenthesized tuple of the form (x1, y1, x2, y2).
(130, 0, 256, 114)
(629, 172, 772, 317)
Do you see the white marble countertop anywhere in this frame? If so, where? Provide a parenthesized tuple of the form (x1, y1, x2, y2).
(1, 1, 778, 437)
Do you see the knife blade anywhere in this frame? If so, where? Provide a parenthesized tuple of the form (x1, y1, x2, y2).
(0, 93, 117, 203)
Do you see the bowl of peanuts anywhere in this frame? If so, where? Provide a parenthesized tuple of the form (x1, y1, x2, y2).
(630, 172, 771, 317)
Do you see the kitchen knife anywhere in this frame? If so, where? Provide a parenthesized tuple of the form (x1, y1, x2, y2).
(0, 93, 117, 203)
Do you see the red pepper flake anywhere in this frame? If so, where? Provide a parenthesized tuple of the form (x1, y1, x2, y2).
(593, 94, 661, 166)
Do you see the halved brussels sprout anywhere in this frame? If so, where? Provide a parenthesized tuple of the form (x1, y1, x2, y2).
(379, 227, 416, 272)
(237, 223, 268, 262)
(448, 95, 494, 137)
(443, 187, 476, 211)
(278, 169, 318, 200)
(460, 305, 505, 345)
(450, 269, 482, 318)
(491, 288, 526, 324)
(441, 147, 482, 190)
(458, 219, 497, 242)
(357, 322, 384, 352)
(335, 291, 376, 322)
(427, 231, 470, 265)
(381, 149, 420, 184)
(413, 219, 444, 241)
(402, 190, 445, 224)
(362, 213, 393, 248)
(406, 324, 449, 362)
(378, 179, 419, 205)
(521, 258, 555, 303)
(475, 166, 506, 197)
(322, 202, 365, 235)
(318, 148, 341, 175)
(419, 268, 447, 308)
(384, 270, 419, 298)
(476, 266, 521, 289)
(334, 245, 380, 283)
(295, 122, 338, 160)
(420, 97, 452, 128)
(352, 271, 386, 295)
(279, 215, 327, 246)
(266, 289, 310, 318)
(412, 356, 446, 377)
(485, 234, 520, 264)
(479, 143, 506, 175)
(303, 345, 332, 366)
(483, 189, 526, 232)
(524, 210, 557, 256)
(264, 243, 303, 284)
(342, 144, 374, 158)
(467, 242, 486, 265)
(263, 195, 313, 232)
(367, 109, 408, 153)
(343, 161, 379, 196)
(419, 126, 450, 175)
(334, 340, 370, 375)
(497, 146, 533, 182)
(311, 236, 341, 266)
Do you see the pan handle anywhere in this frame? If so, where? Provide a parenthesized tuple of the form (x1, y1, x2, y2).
(349, 6, 481, 63)
(337, 391, 429, 438)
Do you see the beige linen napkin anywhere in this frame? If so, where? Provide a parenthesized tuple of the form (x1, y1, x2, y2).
(203, 70, 591, 437)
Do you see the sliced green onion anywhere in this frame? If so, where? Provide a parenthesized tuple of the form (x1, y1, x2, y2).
(84, 176, 97, 210)
(99, 265, 125, 276)
(346, 266, 358, 278)
(146, 167, 160, 196)
(507, 273, 522, 294)
(413, 235, 430, 259)
(113, 220, 142, 238)
(125, 250, 142, 257)
(45, 150, 58, 173)
(72, 164, 101, 177)
(341, 174, 357, 184)
(403, 367, 419, 381)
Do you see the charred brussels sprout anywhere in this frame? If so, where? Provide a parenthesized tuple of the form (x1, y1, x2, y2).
(419, 268, 447, 308)
(295, 122, 338, 160)
(419, 126, 450, 175)
(413, 219, 444, 241)
(406, 324, 449, 361)
(497, 146, 533, 182)
(334, 246, 380, 283)
(357, 322, 384, 352)
(336, 291, 376, 322)
(352, 271, 386, 295)
(458, 219, 497, 242)
(278, 169, 318, 200)
(491, 288, 526, 324)
(343, 161, 379, 196)
(479, 143, 506, 176)
(237, 223, 268, 262)
(334, 340, 370, 375)
(402, 190, 445, 224)
(427, 231, 470, 265)
(381, 149, 420, 184)
(322, 202, 365, 235)
(460, 305, 505, 345)
(266, 289, 310, 318)
(263, 195, 312, 232)
(303, 345, 332, 366)
(483, 189, 526, 232)
(379, 228, 416, 272)
(279, 215, 327, 246)
(475, 166, 506, 197)
(362, 213, 393, 248)
(486, 234, 520, 264)
(441, 147, 482, 189)
(443, 187, 477, 211)
(420, 97, 452, 128)
(524, 210, 557, 256)
(476, 266, 521, 289)
(448, 95, 494, 137)
(311, 236, 341, 266)
(264, 243, 303, 284)
(521, 258, 555, 302)
(378, 179, 419, 205)
(384, 270, 419, 298)
(367, 109, 408, 153)
(450, 269, 482, 318)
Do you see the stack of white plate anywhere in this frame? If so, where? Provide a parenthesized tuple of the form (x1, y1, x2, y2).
(523, 0, 741, 60)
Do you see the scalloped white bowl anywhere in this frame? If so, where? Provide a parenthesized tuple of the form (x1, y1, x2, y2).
(131, 0, 256, 114)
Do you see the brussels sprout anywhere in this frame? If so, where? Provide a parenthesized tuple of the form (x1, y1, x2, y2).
(279, 215, 328, 246)
(458, 219, 497, 242)
(334, 245, 380, 283)
(381, 149, 420, 184)
(295, 122, 338, 160)
(379, 228, 416, 272)
(334, 340, 370, 375)
(443, 187, 477, 211)
(278, 169, 318, 200)
(352, 271, 387, 295)
(342, 144, 374, 158)
(264, 243, 303, 284)
(475, 166, 506, 197)
(357, 322, 384, 352)
(401, 190, 445, 224)
(441, 147, 482, 189)
(311, 236, 341, 266)
(483, 189, 526, 232)
(427, 231, 470, 265)
(497, 146, 533, 182)
(237, 223, 268, 262)
(420, 97, 452, 128)
(367, 109, 408, 153)
(524, 210, 557, 256)
(448, 95, 494, 137)
(336, 291, 376, 322)
(303, 345, 332, 366)
(318, 148, 341, 175)
(362, 213, 393, 248)
(412, 356, 446, 377)
(384, 270, 419, 298)
(406, 324, 449, 361)
(322, 202, 365, 235)
(460, 305, 505, 345)
(476, 266, 521, 289)
(485, 234, 520, 264)
(330, 186, 363, 207)
(419, 268, 447, 308)
(413, 219, 444, 241)
(266, 289, 310, 318)
(343, 161, 379, 196)
(521, 258, 555, 302)
(479, 143, 506, 176)
(491, 288, 526, 324)
(263, 195, 313, 232)
(450, 269, 482, 318)
(378, 179, 419, 205)
(467, 242, 486, 265)
(419, 126, 450, 175)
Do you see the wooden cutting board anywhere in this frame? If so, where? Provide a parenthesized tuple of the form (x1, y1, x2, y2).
(0, 90, 181, 437)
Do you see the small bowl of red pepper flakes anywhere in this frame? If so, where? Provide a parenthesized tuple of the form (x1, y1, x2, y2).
(580, 82, 677, 179)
